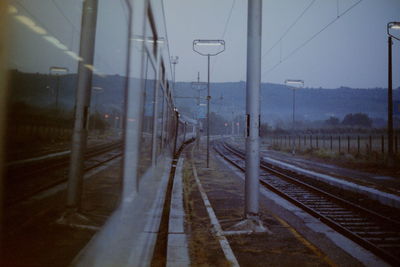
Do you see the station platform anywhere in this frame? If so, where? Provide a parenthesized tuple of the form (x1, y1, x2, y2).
(2, 139, 391, 266)
(168, 141, 388, 266)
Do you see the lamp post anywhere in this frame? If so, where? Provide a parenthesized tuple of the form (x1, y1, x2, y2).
(49, 66, 69, 113)
(193, 39, 225, 168)
(171, 56, 179, 94)
(285, 79, 304, 155)
(92, 86, 103, 133)
(387, 22, 400, 163)
(191, 72, 207, 149)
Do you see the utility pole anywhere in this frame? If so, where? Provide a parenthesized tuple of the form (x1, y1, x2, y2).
(228, 0, 267, 233)
(62, 0, 99, 222)
(245, 0, 262, 221)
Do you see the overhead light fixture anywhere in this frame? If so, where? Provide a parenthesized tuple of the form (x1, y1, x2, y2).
(50, 66, 69, 73)
(43, 35, 68, 50)
(65, 51, 83, 62)
(193, 40, 224, 46)
(388, 22, 400, 30)
(15, 15, 47, 35)
(285, 79, 304, 87)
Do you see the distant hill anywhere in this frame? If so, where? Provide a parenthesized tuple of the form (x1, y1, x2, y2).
(7, 70, 399, 128)
(174, 81, 400, 127)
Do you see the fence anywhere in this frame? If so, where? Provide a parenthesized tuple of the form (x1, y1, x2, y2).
(265, 134, 399, 156)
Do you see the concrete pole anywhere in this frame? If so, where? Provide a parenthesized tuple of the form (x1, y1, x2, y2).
(66, 0, 98, 211)
(245, 0, 262, 218)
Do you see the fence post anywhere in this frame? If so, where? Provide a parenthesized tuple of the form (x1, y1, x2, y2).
(310, 135, 313, 149)
(323, 136, 325, 148)
(338, 136, 341, 153)
(357, 135, 360, 154)
(381, 135, 385, 154)
(298, 135, 301, 150)
(347, 136, 350, 153)
(369, 135, 372, 154)
(316, 136, 319, 149)
(330, 136, 333, 150)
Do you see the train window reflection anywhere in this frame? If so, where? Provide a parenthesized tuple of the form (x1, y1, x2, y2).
(138, 56, 156, 177)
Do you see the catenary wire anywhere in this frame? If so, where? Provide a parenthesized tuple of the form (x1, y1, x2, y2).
(211, 0, 237, 74)
(261, 0, 317, 61)
(262, 0, 364, 76)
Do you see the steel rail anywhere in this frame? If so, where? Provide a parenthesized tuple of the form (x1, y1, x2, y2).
(6, 142, 122, 206)
(213, 141, 400, 265)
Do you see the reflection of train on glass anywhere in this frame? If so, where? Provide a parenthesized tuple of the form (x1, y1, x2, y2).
(0, 0, 197, 265)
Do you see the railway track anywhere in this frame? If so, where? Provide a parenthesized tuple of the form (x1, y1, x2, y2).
(214, 141, 400, 265)
(5, 141, 123, 206)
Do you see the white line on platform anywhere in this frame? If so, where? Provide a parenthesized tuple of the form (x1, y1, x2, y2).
(191, 146, 240, 267)
(263, 156, 400, 209)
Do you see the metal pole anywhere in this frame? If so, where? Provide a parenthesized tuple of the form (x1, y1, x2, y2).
(292, 88, 295, 154)
(207, 54, 210, 168)
(231, 112, 234, 135)
(197, 72, 201, 149)
(56, 74, 60, 112)
(66, 0, 98, 211)
(173, 63, 176, 91)
(245, 0, 262, 218)
(388, 36, 394, 161)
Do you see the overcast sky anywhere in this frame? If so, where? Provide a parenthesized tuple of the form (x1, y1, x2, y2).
(164, 0, 400, 89)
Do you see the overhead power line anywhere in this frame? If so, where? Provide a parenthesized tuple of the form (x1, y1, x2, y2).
(263, 0, 364, 76)
(261, 0, 317, 61)
(210, 0, 236, 74)
(221, 0, 236, 40)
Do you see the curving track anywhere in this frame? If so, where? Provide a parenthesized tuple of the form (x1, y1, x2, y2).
(214, 140, 400, 265)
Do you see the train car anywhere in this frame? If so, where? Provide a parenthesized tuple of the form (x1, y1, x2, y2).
(0, 0, 196, 266)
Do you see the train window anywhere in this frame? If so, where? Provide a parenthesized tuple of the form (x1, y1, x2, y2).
(138, 56, 156, 177)
(157, 85, 165, 155)
(89, 0, 128, 136)
(2, 0, 129, 264)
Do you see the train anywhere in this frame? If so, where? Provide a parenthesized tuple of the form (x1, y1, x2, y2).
(0, 0, 197, 266)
